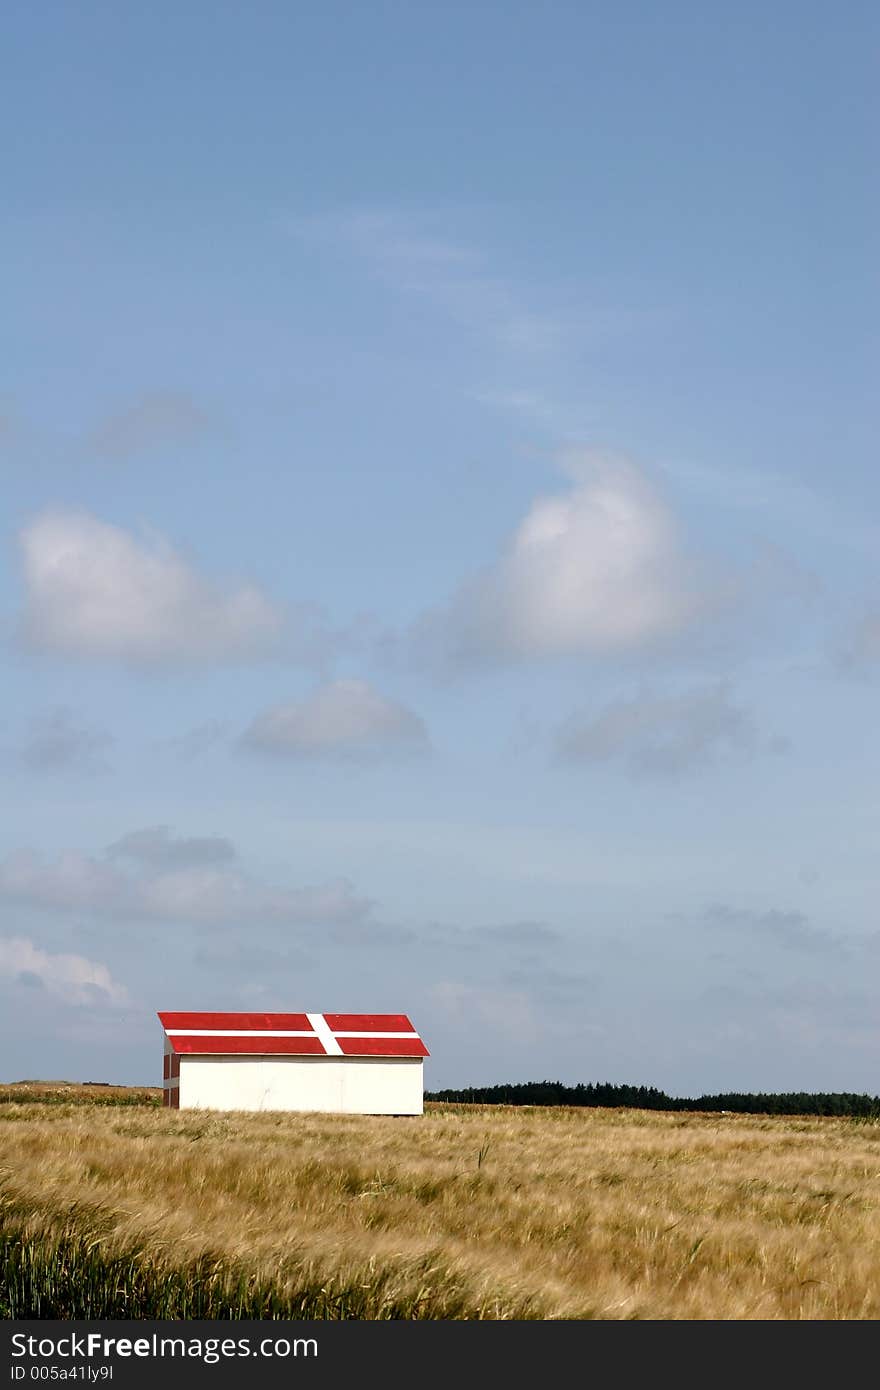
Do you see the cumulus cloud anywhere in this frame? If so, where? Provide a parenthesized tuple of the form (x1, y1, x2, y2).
(0, 852, 122, 916)
(19, 707, 113, 773)
(140, 867, 366, 928)
(242, 679, 429, 759)
(106, 825, 236, 869)
(0, 935, 129, 1006)
(555, 682, 762, 777)
(0, 829, 371, 930)
(704, 904, 843, 955)
(420, 453, 702, 666)
(88, 392, 221, 461)
(18, 510, 286, 663)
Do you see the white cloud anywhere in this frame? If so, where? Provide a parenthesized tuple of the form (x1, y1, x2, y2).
(242, 679, 429, 759)
(555, 682, 762, 777)
(88, 391, 221, 461)
(0, 851, 123, 915)
(422, 452, 702, 665)
(0, 935, 129, 1006)
(0, 830, 372, 930)
(141, 866, 367, 928)
(106, 825, 236, 869)
(18, 509, 285, 663)
(19, 707, 113, 772)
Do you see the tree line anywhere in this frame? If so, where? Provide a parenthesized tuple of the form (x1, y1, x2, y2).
(426, 1080, 880, 1117)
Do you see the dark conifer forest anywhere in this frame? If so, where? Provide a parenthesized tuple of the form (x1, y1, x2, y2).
(427, 1081, 880, 1118)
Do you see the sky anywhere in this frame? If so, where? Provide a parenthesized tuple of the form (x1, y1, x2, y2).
(1, 1, 878, 1095)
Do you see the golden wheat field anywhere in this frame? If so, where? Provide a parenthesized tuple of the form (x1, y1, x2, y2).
(1, 1085, 879, 1320)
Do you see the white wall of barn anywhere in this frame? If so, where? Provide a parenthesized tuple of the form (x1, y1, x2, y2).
(176, 1054, 424, 1115)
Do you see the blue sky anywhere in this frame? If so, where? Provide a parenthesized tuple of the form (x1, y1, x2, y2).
(1, 1, 877, 1094)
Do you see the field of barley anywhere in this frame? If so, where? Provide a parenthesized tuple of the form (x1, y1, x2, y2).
(1, 1084, 878, 1319)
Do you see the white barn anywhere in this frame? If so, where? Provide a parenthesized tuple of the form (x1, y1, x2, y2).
(158, 1011, 429, 1115)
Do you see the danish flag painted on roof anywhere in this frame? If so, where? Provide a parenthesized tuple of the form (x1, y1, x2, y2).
(157, 1011, 429, 1058)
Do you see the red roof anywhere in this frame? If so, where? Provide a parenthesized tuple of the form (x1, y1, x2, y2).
(157, 1011, 429, 1058)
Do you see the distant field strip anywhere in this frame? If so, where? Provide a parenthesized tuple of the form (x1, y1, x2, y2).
(1, 1097, 879, 1319)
